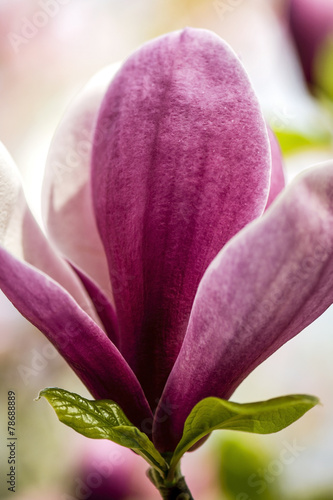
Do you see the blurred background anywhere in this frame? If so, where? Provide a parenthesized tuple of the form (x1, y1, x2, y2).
(0, 0, 333, 498)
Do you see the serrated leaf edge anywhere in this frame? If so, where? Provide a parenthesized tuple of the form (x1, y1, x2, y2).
(38, 387, 168, 475)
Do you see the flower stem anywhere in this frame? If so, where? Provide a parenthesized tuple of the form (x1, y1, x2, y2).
(147, 466, 194, 499)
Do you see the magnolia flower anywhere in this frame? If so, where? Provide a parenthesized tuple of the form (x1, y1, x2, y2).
(289, 0, 333, 85)
(0, 28, 332, 461)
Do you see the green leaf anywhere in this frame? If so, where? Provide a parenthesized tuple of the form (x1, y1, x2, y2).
(37, 387, 168, 475)
(169, 394, 319, 477)
(273, 128, 331, 155)
(314, 34, 333, 102)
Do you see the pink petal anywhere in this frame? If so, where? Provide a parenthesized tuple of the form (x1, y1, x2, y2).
(0, 143, 99, 323)
(92, 28, 271, 406)
(0, 247, 152, 427)
(42, 64, 120, 305)
(265, 127, 285, 209)
(73, 264, 119, 347)
(289, 0, 333, 82)
(154, 161, 333, 452)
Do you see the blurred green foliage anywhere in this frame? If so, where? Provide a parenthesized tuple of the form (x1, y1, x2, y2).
(214, 434, 333, 500)
(216, 435, 281, 500)
(273, 129, 331, 156)
(314, 35, 333, 103)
